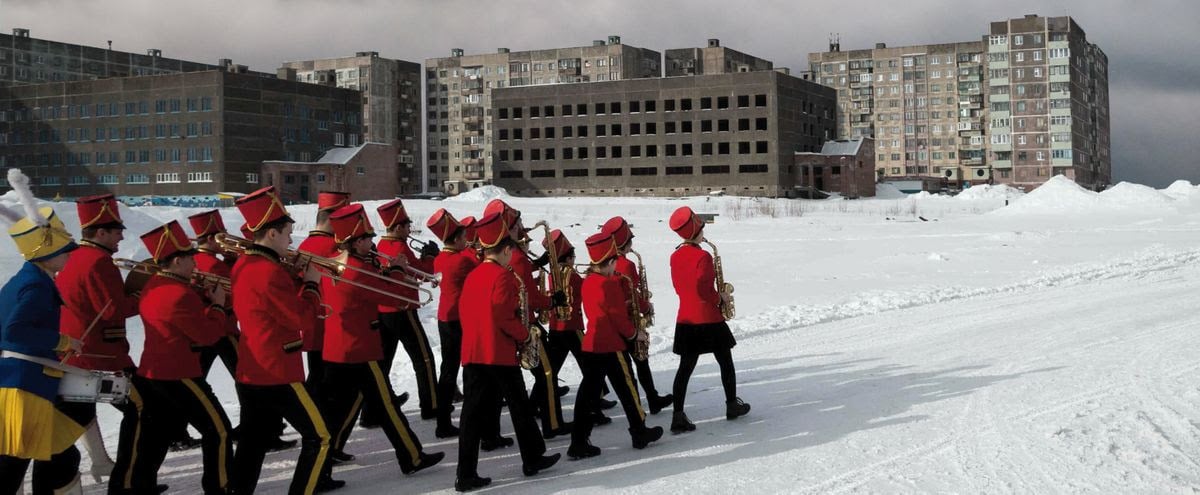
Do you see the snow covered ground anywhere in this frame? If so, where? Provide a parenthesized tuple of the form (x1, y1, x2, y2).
(4, 176, 1200, 493)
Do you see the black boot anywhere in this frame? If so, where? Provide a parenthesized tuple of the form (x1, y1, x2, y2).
(435, 422, 460, 438)
(671, 411, 696, 434)
(591, 413, 612, 426)
(266, 436, 299, 452)
(598, 397, 617, 410)
(567, 442, 601, 459)
(169, 435, 202, 452)
(631, 425, 664, 449)
(648, 394, 674, 415)
(400, 451, 445, 475)
(315, 476, 346, 493)
(556, 384, 570, 397)
(726, 397, 751, 420)
(480, 435, 513, 452)
(522, 453, 561, 476)
(330, 449, 355, 465)
(542, 421, 573, 439)
(455, 475, 491, 492)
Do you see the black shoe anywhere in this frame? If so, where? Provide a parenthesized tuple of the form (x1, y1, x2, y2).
(522, 453, 561, 476)
(649, 394, 674, 415)
(480, 435, 513, 452)
(542, 421, 572, 439)
(671, 411, 696, 434)
(631, 425, 664, 449)
(330, 450, 355, 465)
(591, 413, 613, 426)
(455, 475, 492, 492)
(420, 410, 437, 420)
(435, 423, 460, 438)
(359, 416, 381, 429)
(726, 398, 751, 420)
(556, 385, 569, 397)
(315, 476, 346, 493)
(395, 391, 410, 406)
(454, 388, 464, 403)
(168, 435, 202, 452)
(567, 442, 601, 459)
(156, 485, 169, 494)
(598, 397, 618, 410)
(267, 437, 299, 452)
(401, 451, 445, 475)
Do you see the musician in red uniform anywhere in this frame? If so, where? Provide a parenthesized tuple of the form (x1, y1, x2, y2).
(130, 220, 233, 494)
(602, 216, 674, 414)
(568, 232, 664, 459)
(55, 194, 147, 494)
(458, 215, 480, 261)
(481, 199, 570, 438)
(229, 186, 338, 495)
(365, 199, 440, 428)
(187, 210, 239, 379)
(427, 208, 477, 438)
(296, 191, 348, 391)
(667, 206, 750, 434)
(455, 211, 559, 492)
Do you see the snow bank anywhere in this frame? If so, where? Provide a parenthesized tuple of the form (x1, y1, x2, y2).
(1098, 182, 1176, 209)
(994, 175, 1101, 215)
(1162, 180, 1198, 200)
(875, 183, 907, 200)
(443, 185, 509, 202)
(955, 184, 1025, 202)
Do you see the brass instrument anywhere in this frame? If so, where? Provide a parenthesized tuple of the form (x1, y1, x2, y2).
(621, 273, 651, 361)
(510, 265, 542, 370)
(629, 249, 654, 327)
(214, 233, 433, 306)
(372, 250, 441, 288)
(114, 258, 231, 292)
(701, 240, 735, 320)
(408, 234, 428, 252)
(531, 220, 571, 322)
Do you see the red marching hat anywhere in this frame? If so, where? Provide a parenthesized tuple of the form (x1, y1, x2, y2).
(187, 210, 227, 240)
(474, 211, 509, 249)
(235, 186, 293, 233)
(377, 199, 411, 230)
(329, 204, 375, 244)
(239, 223, 253, 239)
(483, 199, 520, 228)
(426, 208, 460, 243)
(458, 215, 478, 244)
(542, 229, 573, 259)
(669, 206, 704, 241)
(585, 231, 620, 265)
(77, 194, 125, 230)
(317, 191, 351, 212)
(600, 216, 633, 248)
(141, 220, 195, 263)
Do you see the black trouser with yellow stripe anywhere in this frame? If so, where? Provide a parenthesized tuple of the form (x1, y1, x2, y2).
(136, 377, 232, 494)
(368, 310, 438, 421)
(546, 329, 610, 396)
(571, 350, 648, 446)
(322, 360, 426, 471)
(58, 368, 148, 494)
(458, 364, 546, 479)
(527, 327, 566, 433)
(232, 382, 330, 495)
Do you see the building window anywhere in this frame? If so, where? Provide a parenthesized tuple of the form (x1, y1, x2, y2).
(738, 164, 768, 173)
(755, 94, 767, 107)
(596, 168, 622, 176)
(702, 165, 730, 174)
(563, 169, 588, 177)
(666, 166, 693, 175)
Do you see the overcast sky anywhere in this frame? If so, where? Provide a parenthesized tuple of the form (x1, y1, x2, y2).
(5, 0, 1196, 187)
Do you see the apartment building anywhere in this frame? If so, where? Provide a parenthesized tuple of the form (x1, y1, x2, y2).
(425, 36, 661, 194)
(278, 52, 423, 195)
(489, 70, 836, 197)
(665, 38, 774, 76)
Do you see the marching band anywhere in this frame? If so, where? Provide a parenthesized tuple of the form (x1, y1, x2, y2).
(0, 175, 751, 494)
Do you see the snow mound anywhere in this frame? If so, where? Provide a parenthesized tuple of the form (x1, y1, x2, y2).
(956, 184, 1025, 201)
(908, 191, 937, 199)
(1098, 182, 1176, 209)
(927, 252, 949, 261)
(1162, 180, 1198, 199)
(444, 185, 509, 202)
(995, 175, 1100, 215)
(875, 183, 907, 200)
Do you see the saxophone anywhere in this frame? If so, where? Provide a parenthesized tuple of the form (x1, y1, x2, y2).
(531, 220, 571, 323)
(510, 265, 542, 370)
(629, 249, 654, 327)
(702, 240, 735, 320)
(622, 273, 651, 361)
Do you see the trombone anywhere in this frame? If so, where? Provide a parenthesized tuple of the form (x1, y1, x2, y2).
(215, 233, 433, 307)
(373, 250, 441, 288)
(114, 258, 232, 292)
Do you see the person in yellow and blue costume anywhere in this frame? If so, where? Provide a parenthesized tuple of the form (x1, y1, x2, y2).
(0, 169, 89, 495)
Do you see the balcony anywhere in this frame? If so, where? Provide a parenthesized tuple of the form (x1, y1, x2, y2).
(960, 156, 983, 166)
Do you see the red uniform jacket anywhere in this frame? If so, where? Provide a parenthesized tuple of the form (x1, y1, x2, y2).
(297, 231, 338, 351)
(510, 251, 551, 311)
(231, 245, 322, 385)
(670, 243, 724, 325)
(323, 253, 400, 364)
(548, 270, 583, 332)
(615, 255, 651, 314)
(194, 249, 239, 338)
(459, 260, 527, 367)
(581, 273, 634, 353)
(57, 242, 139, 371)
(137, 274, 227, 380)
(376, 236, 433, 313)
(434, 248, 479, 322)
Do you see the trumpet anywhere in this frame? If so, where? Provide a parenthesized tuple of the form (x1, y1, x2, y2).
(372, 250, 441, 288)
(407, 234, 431, 252)
(701, 240, 735, 320)
(214, 233, 433, 307)
(114, 258, 231, 292)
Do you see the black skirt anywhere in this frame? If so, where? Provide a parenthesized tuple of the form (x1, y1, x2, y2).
(672, 321, 736, 355)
